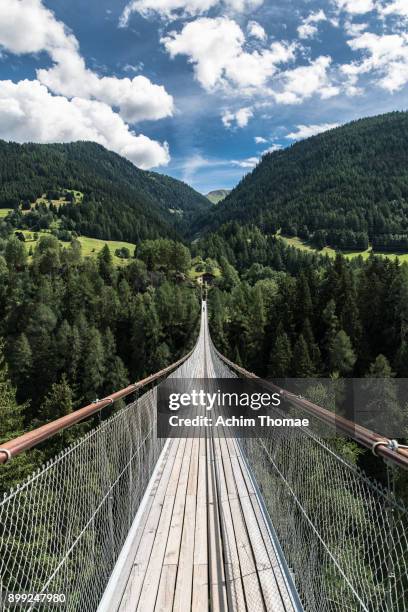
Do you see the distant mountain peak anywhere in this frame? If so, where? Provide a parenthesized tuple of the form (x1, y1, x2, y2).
(206, 189, 231, 204)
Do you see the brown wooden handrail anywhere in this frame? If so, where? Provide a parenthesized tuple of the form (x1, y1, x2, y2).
(213, 345, 408, 470)
(0, 347, 194, 464)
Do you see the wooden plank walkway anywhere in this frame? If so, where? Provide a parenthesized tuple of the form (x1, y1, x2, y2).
(101, 302, 299, 611)
(116, 433, 296, 611)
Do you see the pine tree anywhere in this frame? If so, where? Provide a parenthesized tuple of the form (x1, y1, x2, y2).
(5, 235, 27, 271)
(329, 330, 356, 375)
(81, 327, 105, 402)
(268, 325, 292, 378)
(8, 333, 32, 392)
(292, 334, 314, 377)
(102, 328, 129, 395)
(302, 318, 321, 373)
(98, 244, 115, 285)
(363, 355, 402, 433)
(39, 375, 73, 422)
(0, 342, 39, 494)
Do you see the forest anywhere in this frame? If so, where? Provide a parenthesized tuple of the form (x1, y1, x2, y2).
(195, 111, 408, 251)
(0, 140, 210, 242)
(0, 234, 200, 492)
(2, 111, 408, 499)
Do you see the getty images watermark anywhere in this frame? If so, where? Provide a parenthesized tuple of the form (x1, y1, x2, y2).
(157, 378, 310, 438)
(157, 377, 408, 438)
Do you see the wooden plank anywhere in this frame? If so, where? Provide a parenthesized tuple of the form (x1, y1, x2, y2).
(154, 437, 193, 611)
(192, 564, 209, 612)
(173, 436, 200, 612)
(258, 569, 288, 612)
(219, 437, 265, 610)
(213, 437, 246, 612)
(136, 439, 187, 611)
(154, 565, 178, 612)
(232, 441, 297, 611)
(192, 436, 209, 611)
(164, 436, 193, 565)
(207, 436, 228, 611)
(119, 439, 181, 611)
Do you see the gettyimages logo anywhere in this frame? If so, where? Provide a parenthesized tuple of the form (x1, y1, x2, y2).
(157, 377, 408, 439)
(157, 378, 310, 438)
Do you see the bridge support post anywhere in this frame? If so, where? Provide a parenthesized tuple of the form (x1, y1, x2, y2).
(385, 462, 396, 611)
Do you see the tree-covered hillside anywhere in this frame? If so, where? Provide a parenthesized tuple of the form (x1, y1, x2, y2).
(0, 140, 210, 242)
(195, 112, 408, 251)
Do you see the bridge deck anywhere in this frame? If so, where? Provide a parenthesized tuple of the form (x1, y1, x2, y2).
(114, 433, 296, 612)
(99, 303, 298, 611)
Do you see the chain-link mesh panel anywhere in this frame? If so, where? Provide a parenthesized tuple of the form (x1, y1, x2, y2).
(207, 325, 408, 612)
(0, 388, 164, 611)
(2, 300, 408, 612)
(240, 411, 408, 612)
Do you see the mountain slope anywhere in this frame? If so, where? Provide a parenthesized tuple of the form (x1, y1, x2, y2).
(195, 112, 408, 251)
(0, 140, 210, 242)
(206, 189, 231, 204)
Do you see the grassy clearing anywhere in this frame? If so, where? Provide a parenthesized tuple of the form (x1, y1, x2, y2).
(0, 208, 12, 218)
(33, 189, 84, 209)
(278, 234, 408, 263)
(21, 230, 135, 265)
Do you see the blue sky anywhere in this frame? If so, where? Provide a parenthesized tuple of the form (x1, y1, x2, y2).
(0, 0, 407, 193)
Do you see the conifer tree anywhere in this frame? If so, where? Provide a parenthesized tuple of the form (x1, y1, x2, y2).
(292, 334, 314, 377)
(329, 330, 356, 375)
(268, 324, 292, 378)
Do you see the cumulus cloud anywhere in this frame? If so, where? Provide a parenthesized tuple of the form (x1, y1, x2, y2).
(344, 21, 368, 37)
(344, 31, 408, 92)
(247, 21, 267, 42)
(0, 0, 77, 55)
(379, 0, 408, 19)
(255, 136, 268, 143)
(222, 107, 253, 128)
(162, 17, 295, 91)
(120, 0, 263, 23)
(297, 10, 327, 40)
(232, 156, 259, 168)
(333, 0, 375, 14)
(286, 123, 340, 140)
(262, 143, 282, 153)
(38, 62, 174, 123)
(0, 80, 170, 168)
(0, 0, 172, 168)
(273, 56, 339, 104)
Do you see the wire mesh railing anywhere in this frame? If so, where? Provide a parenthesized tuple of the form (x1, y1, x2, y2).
(0, 313, 203, 611)
(213, 348, 408, 612)
(0, 389, 164, 611)
(2, 299, 408, 611)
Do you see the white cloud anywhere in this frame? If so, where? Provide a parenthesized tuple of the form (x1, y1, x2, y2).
(222, 107, 253, 128)
(379, 0, 408, 19)
(344, 31, 408, 92)
(247, 21, 267, 42)
(344, 21, 368, 37)
(262, 143, 282, 153)
(162, 17, 295, 91)
(0, 0, 77, 56)
(232, 156, 259, 168)
(273, 56, 339, 104)
(297, 10, 327, 40)
(0, 0, 172, 168)
(333, 0, 375, 14)
(120, 0, 263, 23)
(255, 136, 268, 143)
(38, 62, 174, 123)
(0, 80, 170, 168)
(286, 123, 339, 140)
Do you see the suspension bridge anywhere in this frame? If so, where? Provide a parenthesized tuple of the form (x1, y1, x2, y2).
(0, 301, 408, 611)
